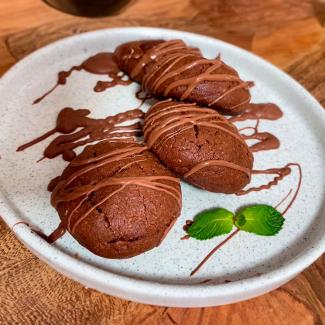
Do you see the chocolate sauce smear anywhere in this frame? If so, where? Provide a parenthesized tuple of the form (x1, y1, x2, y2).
(11, 221, 66, 243)
(242, 130, 280, 153)
(43, 223, 66, 243)
(239, 120, 280, 153)
(229, 103, 283, 123)
(17, 107, 144, 161)
(230, 103, 283, 153)
(33, 52, 132, 104)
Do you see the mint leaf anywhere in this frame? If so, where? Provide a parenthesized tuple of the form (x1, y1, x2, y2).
(234, 205, 284, 236)
(187, 208, 234, 240)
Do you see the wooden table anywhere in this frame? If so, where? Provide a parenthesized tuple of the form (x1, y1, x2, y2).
(0, 0, 324, 323)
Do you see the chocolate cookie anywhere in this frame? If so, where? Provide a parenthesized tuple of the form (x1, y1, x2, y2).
(115, 39, 252, 115)
(143, 100, 254, 193)
(51, 141, 182, 258)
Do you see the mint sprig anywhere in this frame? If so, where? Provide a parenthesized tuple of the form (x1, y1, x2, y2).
(186, 204, 284, 240)
(234, 205, 284, 236)
(187, 208, 234, 240)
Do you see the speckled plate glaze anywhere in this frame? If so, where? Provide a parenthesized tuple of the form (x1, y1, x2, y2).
(0, 27, 324, 307)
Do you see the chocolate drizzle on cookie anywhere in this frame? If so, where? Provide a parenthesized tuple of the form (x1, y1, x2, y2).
(33, 52, 132, 104)
(184, 160, 251, 179)
(116, 40, 252, 114)
(144, 100, 253, 193)
(144, 101, 247, 148)
(51, 144, 181, 235)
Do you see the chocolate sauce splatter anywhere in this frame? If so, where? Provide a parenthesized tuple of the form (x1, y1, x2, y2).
(198, 279, 212, 284)
(17, 107, 144, 161)
(239, 120, 280, 153)
(229, 103, 283, 123)
(275, 189, 293, 209)
(236, 163, 299, 196)
(190, 228, 240, 276)
(33, 53, 132, 105)
(242, 130, 280, 152)
(11, 221, 65, 243)
(183, 219, 193, 232)
(181, 221, 192, 239)
(43, 223, 66, 243)
(11, 221, 29, 230)
(232, 103, 283, 153)
(280, 163, 302, 215)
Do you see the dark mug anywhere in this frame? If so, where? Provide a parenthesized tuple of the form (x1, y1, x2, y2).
(43, 0, 134, 17)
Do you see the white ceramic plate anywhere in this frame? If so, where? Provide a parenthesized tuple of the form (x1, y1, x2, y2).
(0, 27, 324, 307)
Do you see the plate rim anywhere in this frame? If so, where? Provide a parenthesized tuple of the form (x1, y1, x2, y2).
(1, 26, 324, 307)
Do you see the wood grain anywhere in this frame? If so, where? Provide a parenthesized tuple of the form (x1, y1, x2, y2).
(287, 41, 325, 106)
(0, 0, 324, 324)
(1, 219, 324, 325)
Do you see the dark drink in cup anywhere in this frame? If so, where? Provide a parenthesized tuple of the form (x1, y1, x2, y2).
(43, 0, 133, 17)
